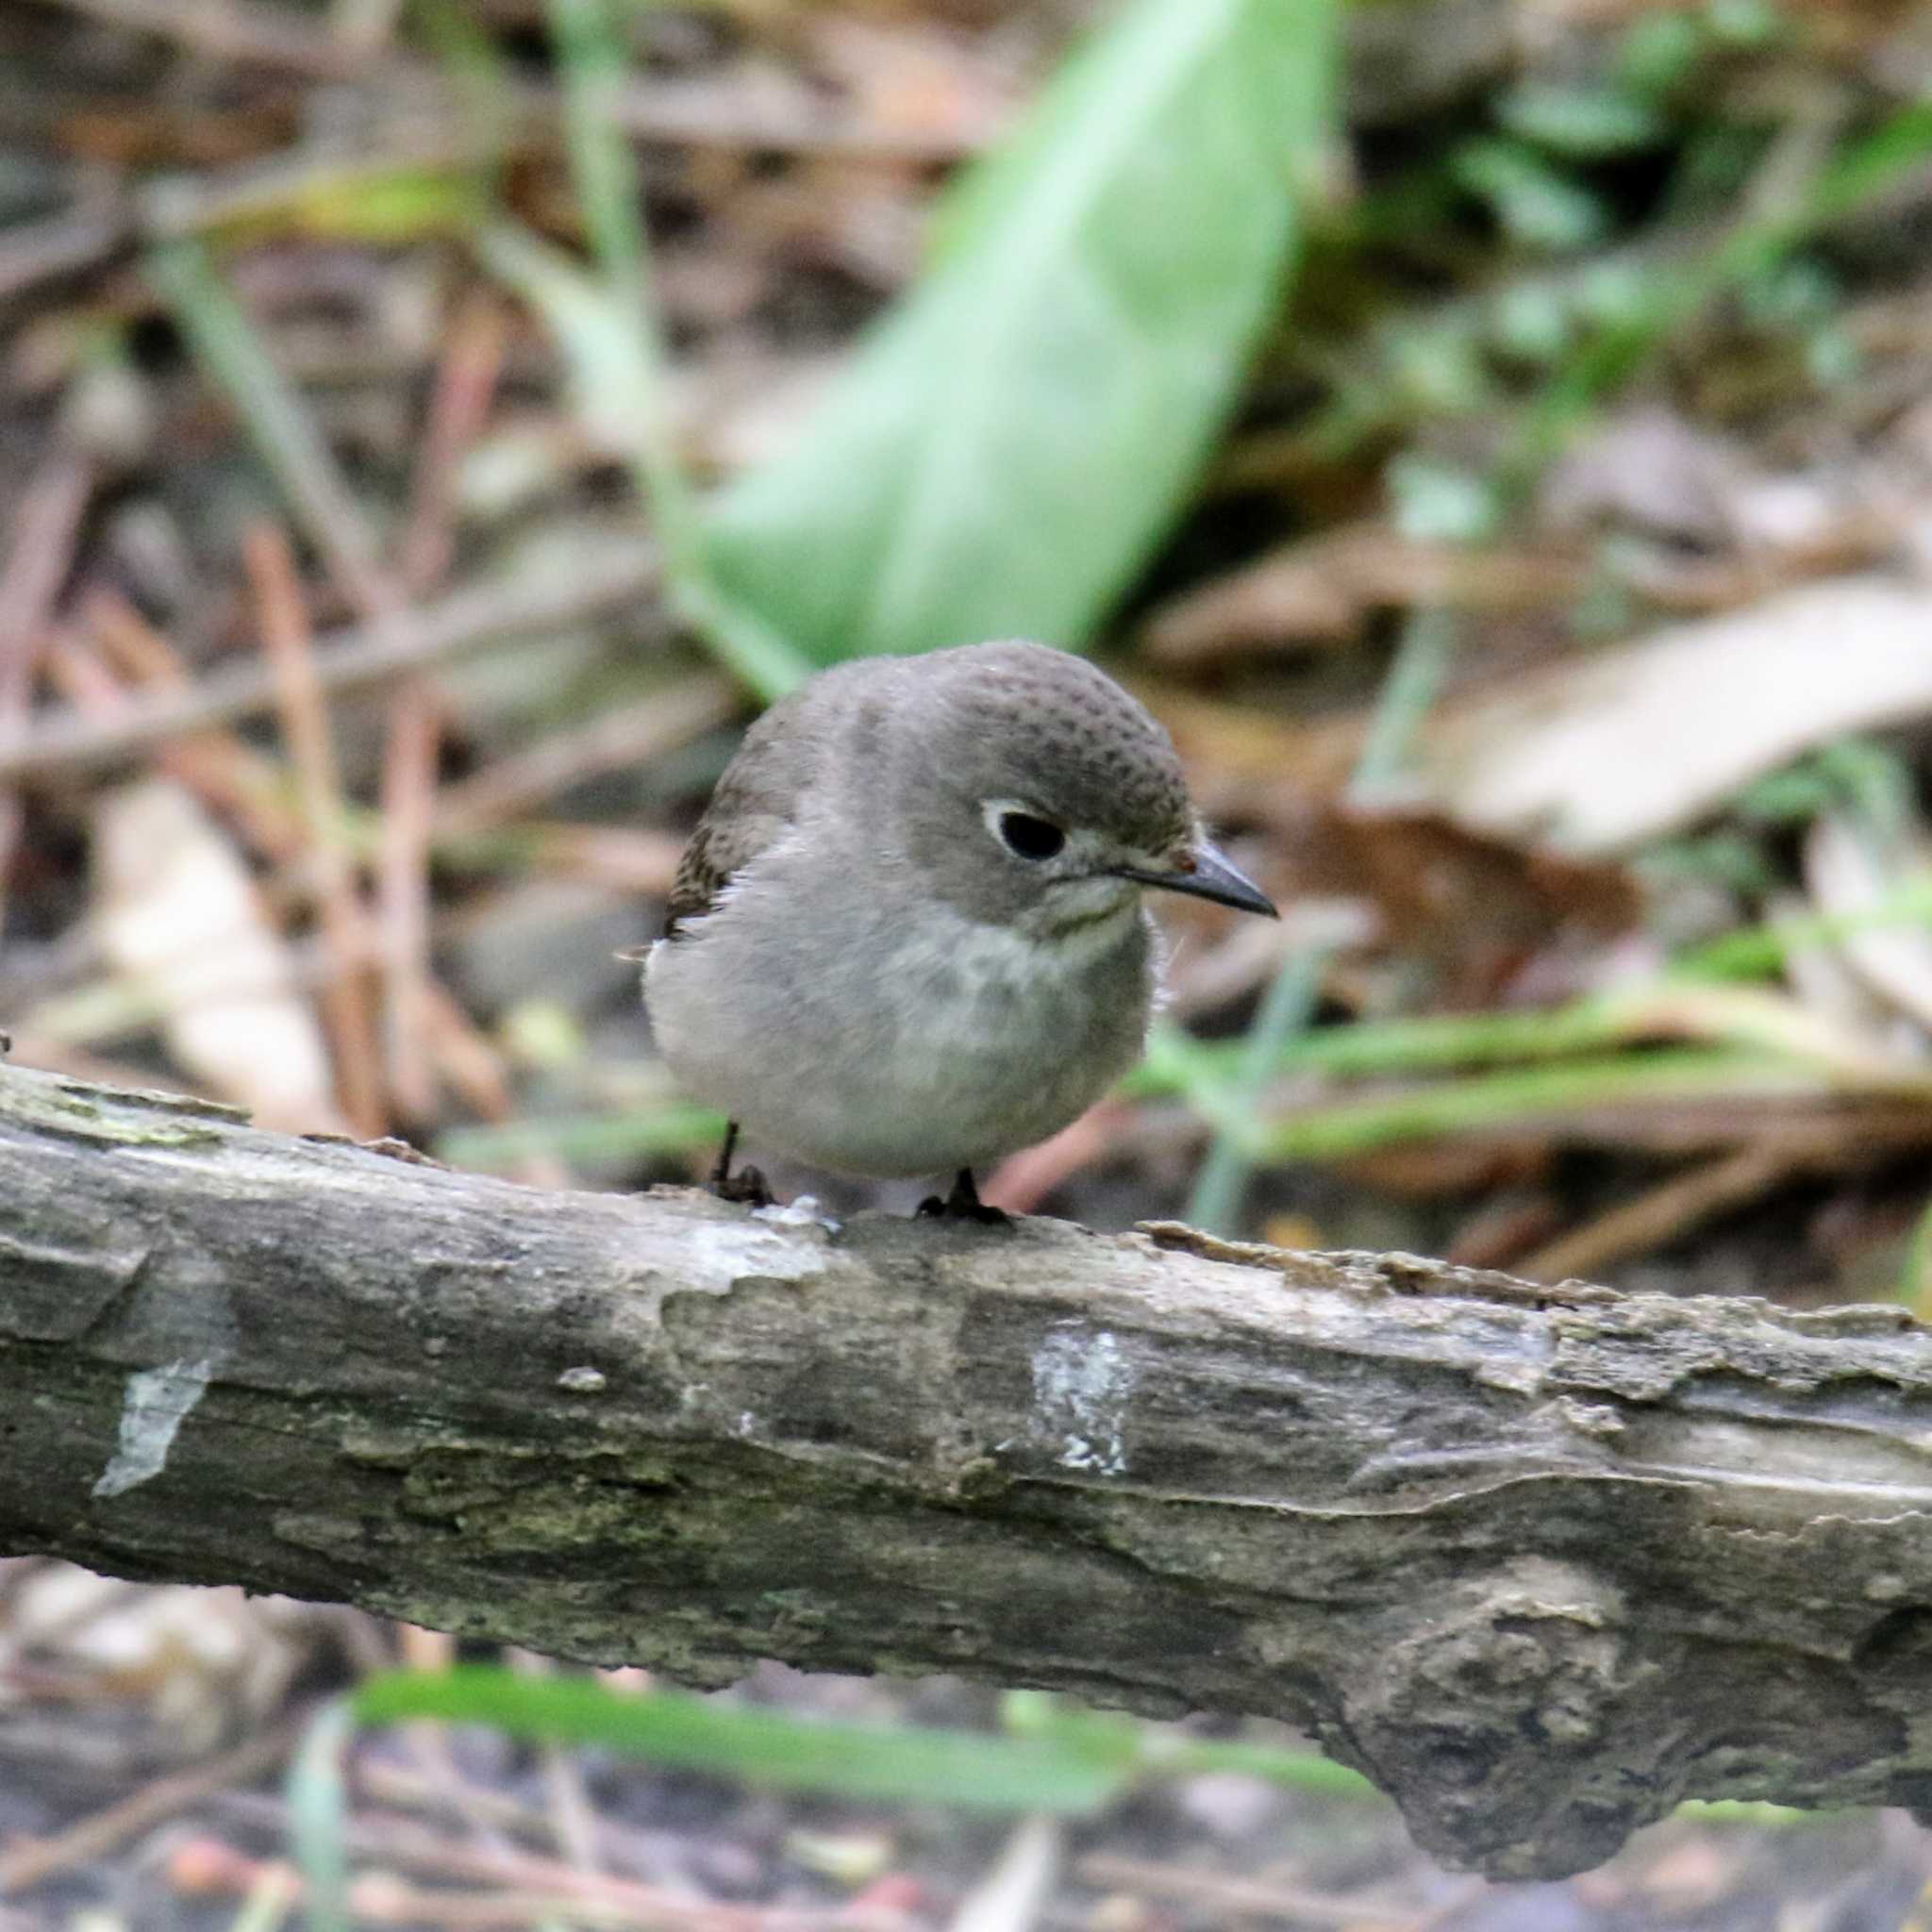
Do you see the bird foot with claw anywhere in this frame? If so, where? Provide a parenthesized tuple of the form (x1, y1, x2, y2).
(712, 1166, 774, 1210)
(918, 1172, 1010, 1226)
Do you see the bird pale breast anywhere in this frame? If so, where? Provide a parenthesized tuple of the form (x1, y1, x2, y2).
(644, 848, 1157, 1178)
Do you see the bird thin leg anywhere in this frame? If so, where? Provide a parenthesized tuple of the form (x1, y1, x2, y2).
(708, 1120, 738, 1189)
(918, 1168, 1009, 1225)
(709, 1121, 773, 1208)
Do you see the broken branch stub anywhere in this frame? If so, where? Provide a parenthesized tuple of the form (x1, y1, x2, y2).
(3, 1059, 1932, 1877)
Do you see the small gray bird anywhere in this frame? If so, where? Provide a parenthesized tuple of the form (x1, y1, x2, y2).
(644, 641, 1276, 1219)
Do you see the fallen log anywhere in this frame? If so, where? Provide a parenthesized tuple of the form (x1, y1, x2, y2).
(3, 1058, 1930, 1877)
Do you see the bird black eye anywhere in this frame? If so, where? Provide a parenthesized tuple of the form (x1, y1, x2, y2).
(997, 811, 1066, 861)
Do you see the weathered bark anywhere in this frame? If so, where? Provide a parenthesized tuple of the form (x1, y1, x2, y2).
(4, 1058, 1932, 1878)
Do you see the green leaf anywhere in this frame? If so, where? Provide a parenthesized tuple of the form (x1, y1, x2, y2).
(353, 1667, 1133, 1813)
(1496, 81, 1666, 159)
(704, 0, 1339, 663)
(1453, 139, 1608, 251)
(1615, 10, 1707, 96)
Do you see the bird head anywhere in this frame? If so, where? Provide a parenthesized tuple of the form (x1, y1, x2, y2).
(889, 641, 1277, 937)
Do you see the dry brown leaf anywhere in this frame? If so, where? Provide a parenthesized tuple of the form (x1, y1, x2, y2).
(92, 778, 346, 1133)
(1149, 683, 1363, 799)
(1418, 575, 1932, 852)
(1142, 524, 1590, 666)
(1249, 800, 1643, 1005)
(1135, 675, 1648, 1005)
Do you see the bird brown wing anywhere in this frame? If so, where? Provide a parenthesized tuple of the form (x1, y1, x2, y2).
(663, 798, 764, 938)
(661, 669, 860, 939)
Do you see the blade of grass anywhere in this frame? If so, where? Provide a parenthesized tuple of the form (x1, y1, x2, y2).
(142, 148, 487, 250)
(287, 1701, 353, 1932)
(436, 1100, 723, 1172)
(549, 0, 688, 562)
(1671, 1800, 1827, 1826)
(1156, 1735, 1377, 1797)
(537, 0, 809, 702)
(352, 1666, 1134, 1813)
(144, 235, 392, 618)
(1251, 1048, 1858, 1165)
(437, 968, 1928, 1178)
(1002, 1693, 1379, 1800)
(1346, 608, 1460, 802)
(1181, 953, 1328, 1222)
(1185, 608, 1459, 1231)
(1897, 1191, 1932, 1315)
(1141, 980, 1925, 1095)
(1674, 878, 1932, 981)
(306, 1669, 1838, 1893)
(477, 220, 806, 703)
(1131, 1001, 1641, 1094)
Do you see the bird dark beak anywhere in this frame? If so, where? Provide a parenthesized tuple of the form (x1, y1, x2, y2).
(1114, 841, 1278, 918)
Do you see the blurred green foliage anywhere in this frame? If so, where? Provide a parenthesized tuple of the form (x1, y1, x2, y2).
(704, 0, 1341, 663)
(291, 1667, 1378, 1930)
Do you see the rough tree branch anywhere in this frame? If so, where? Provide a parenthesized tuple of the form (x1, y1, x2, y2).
(4, 1059, 1932, 1878)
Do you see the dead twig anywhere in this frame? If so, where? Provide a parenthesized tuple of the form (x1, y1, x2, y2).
(0, 201, 132, 308)
(44, 0, 995, 159)
(246, 522, 386, 1138)
(0, 1719, 305, 1896)
(0, 544, 660, 785)
(169, 1825, 908, 1930)
(1073, 1853, 1424, 1931)
(396, 294, 508, 600)
(44, 0, 385, 81)
(9, 1066, 1932, 1875)
(377, 687, 441, 1123)
(82, 590, 308, 863)
(0, 440, 95, 924)
(432, 675, 741, 840)
(1519, 1141, 1841, 1283)
(462, 823, 684, 895)
(378, 294, 506, 1122)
